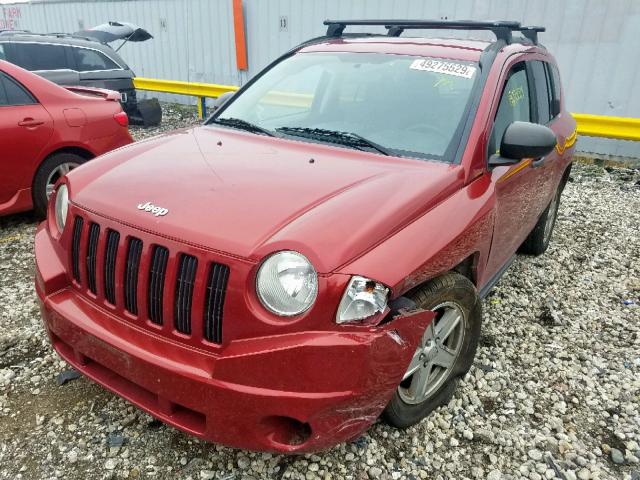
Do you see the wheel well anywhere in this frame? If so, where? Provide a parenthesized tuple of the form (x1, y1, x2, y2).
(560, 162, 573, 191)
(33, 146, 95, 189)
(451, 253, 479, 287)
(45, 146, 95, 162)
(403, 252, 480, 301)
(31, 146, 96, 200)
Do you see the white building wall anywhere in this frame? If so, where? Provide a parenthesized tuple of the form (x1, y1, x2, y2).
(5, 0, 640, 157)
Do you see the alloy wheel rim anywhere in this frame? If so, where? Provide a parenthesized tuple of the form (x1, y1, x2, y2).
(543, 193, 559, 243)
(45, 162, 79, 199)
(398, 301, 465, 405)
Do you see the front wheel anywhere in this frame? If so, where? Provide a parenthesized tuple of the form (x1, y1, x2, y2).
(383, 272, 481, 428)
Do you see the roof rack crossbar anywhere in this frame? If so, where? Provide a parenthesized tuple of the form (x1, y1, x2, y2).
(323, 19, 544, 45)
(518, 26, 545, 44)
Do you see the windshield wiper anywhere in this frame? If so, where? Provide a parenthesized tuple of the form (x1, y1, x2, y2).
(211, 117, 274, 137)
(275, 127, 391, 156)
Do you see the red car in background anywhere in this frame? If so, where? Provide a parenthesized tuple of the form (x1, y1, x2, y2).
(0, 60, 133, 217)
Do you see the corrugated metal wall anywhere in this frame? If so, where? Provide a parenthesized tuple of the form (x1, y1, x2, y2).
(6, 0, 640, 157)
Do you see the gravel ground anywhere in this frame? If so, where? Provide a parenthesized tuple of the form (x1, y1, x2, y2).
(1, 105, 639, 480)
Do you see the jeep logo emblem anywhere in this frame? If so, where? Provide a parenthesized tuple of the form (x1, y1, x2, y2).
(137, 201, 169, 217)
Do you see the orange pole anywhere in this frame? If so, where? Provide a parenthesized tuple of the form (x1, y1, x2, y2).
(232, 0, 248, 71)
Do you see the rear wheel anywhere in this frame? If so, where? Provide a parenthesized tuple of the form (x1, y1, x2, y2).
(383, 272, 481, 428)
(32, 153, 85, 218)
(519, 186, 561, 255)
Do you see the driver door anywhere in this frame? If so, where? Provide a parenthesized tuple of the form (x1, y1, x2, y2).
(484, 61, 542, 277)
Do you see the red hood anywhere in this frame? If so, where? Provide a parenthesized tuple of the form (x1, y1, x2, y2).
(68, 126, 463, 272)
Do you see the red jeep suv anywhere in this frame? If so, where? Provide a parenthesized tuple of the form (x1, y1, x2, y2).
(35, 20, 576, 453)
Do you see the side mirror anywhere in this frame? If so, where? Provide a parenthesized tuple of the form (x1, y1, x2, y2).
(489, 121, 557, 167)
(213, 91, 235, 112)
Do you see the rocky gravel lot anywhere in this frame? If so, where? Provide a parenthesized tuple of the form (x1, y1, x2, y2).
(1, 105, 639, 480)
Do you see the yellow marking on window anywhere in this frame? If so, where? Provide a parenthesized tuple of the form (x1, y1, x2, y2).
(434, 76, 454, 89)
(507, 86, 525, 107)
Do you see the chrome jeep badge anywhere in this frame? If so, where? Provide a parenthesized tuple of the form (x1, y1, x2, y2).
(137, 201, 169, 217)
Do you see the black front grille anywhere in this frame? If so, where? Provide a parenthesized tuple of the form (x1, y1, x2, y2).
(71, 216, 84, 282)
(103, 230, 120, 305)
(86, 223, 100, 294)
(148, 246, 169, 325)
(204, 263, 230, 343)
(174, 255, 198, 334)
(124, 237, 143, 315)
(70, 215, 229, 344)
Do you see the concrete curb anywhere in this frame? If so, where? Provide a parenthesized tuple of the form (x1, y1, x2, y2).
(573, 153, 640, 170)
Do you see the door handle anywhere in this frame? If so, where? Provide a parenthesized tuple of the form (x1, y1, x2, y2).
(18, 118, 44, 127)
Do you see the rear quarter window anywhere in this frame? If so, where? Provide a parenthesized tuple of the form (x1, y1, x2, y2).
(0, 72, 37, 106)
(74, 47, 120, 72)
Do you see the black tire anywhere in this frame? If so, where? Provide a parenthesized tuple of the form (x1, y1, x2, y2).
(519, 186, 561, 256)
(382, 272, 481, 428)
(32, 153, 86, 218)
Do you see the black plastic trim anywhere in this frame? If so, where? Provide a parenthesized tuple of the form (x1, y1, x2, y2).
(479, 254, 516, 299)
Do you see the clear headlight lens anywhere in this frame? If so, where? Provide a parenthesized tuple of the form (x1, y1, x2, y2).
(336, 276, 389, 324)
(54, 184, 69, 232)
(256, 251, 318, 316)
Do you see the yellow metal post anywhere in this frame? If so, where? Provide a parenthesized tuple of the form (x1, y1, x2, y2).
(197, 97, 203, 119)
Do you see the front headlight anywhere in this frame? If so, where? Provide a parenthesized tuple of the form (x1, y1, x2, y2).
(336, 276, 389, 324)
(54, 184, 69, 232)
(256, 251, 318, 316)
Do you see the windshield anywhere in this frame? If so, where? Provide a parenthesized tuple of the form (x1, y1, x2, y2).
(211, 52, 478, 161)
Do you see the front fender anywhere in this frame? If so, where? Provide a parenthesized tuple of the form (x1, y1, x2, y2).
(338, 174, 495, 296)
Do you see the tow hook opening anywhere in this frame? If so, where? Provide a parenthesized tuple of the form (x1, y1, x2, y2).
(261, 416, 312, 447)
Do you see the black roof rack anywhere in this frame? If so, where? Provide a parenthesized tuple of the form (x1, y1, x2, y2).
(518, 26, 545, 44)
(323, 20, 545, 45)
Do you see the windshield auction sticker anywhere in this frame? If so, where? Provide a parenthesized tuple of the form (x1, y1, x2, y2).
(410, 59, 476, 79)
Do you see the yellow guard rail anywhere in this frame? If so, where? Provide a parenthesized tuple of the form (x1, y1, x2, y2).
(133, 77, 239, 118)
(571, 114, 640, 141)
(133, 77, 640, 141)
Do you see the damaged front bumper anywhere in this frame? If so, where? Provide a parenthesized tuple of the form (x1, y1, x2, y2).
(35, 224, 433, 453)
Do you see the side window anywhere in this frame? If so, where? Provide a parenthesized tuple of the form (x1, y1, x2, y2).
(547, 64, 562, 118)
(531, 61, 551, 124)
(0, 72, 37, 106)
(0, 43, 6, 61)
(7, 43, 69, 71)
(74, 48, 120, 72)
(490, 64, 531, 155)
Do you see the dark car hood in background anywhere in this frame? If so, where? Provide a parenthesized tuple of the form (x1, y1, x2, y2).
(68, 126, 463, 273)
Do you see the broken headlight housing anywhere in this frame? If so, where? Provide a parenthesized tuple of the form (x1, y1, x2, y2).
(336, 276, 389, 324)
